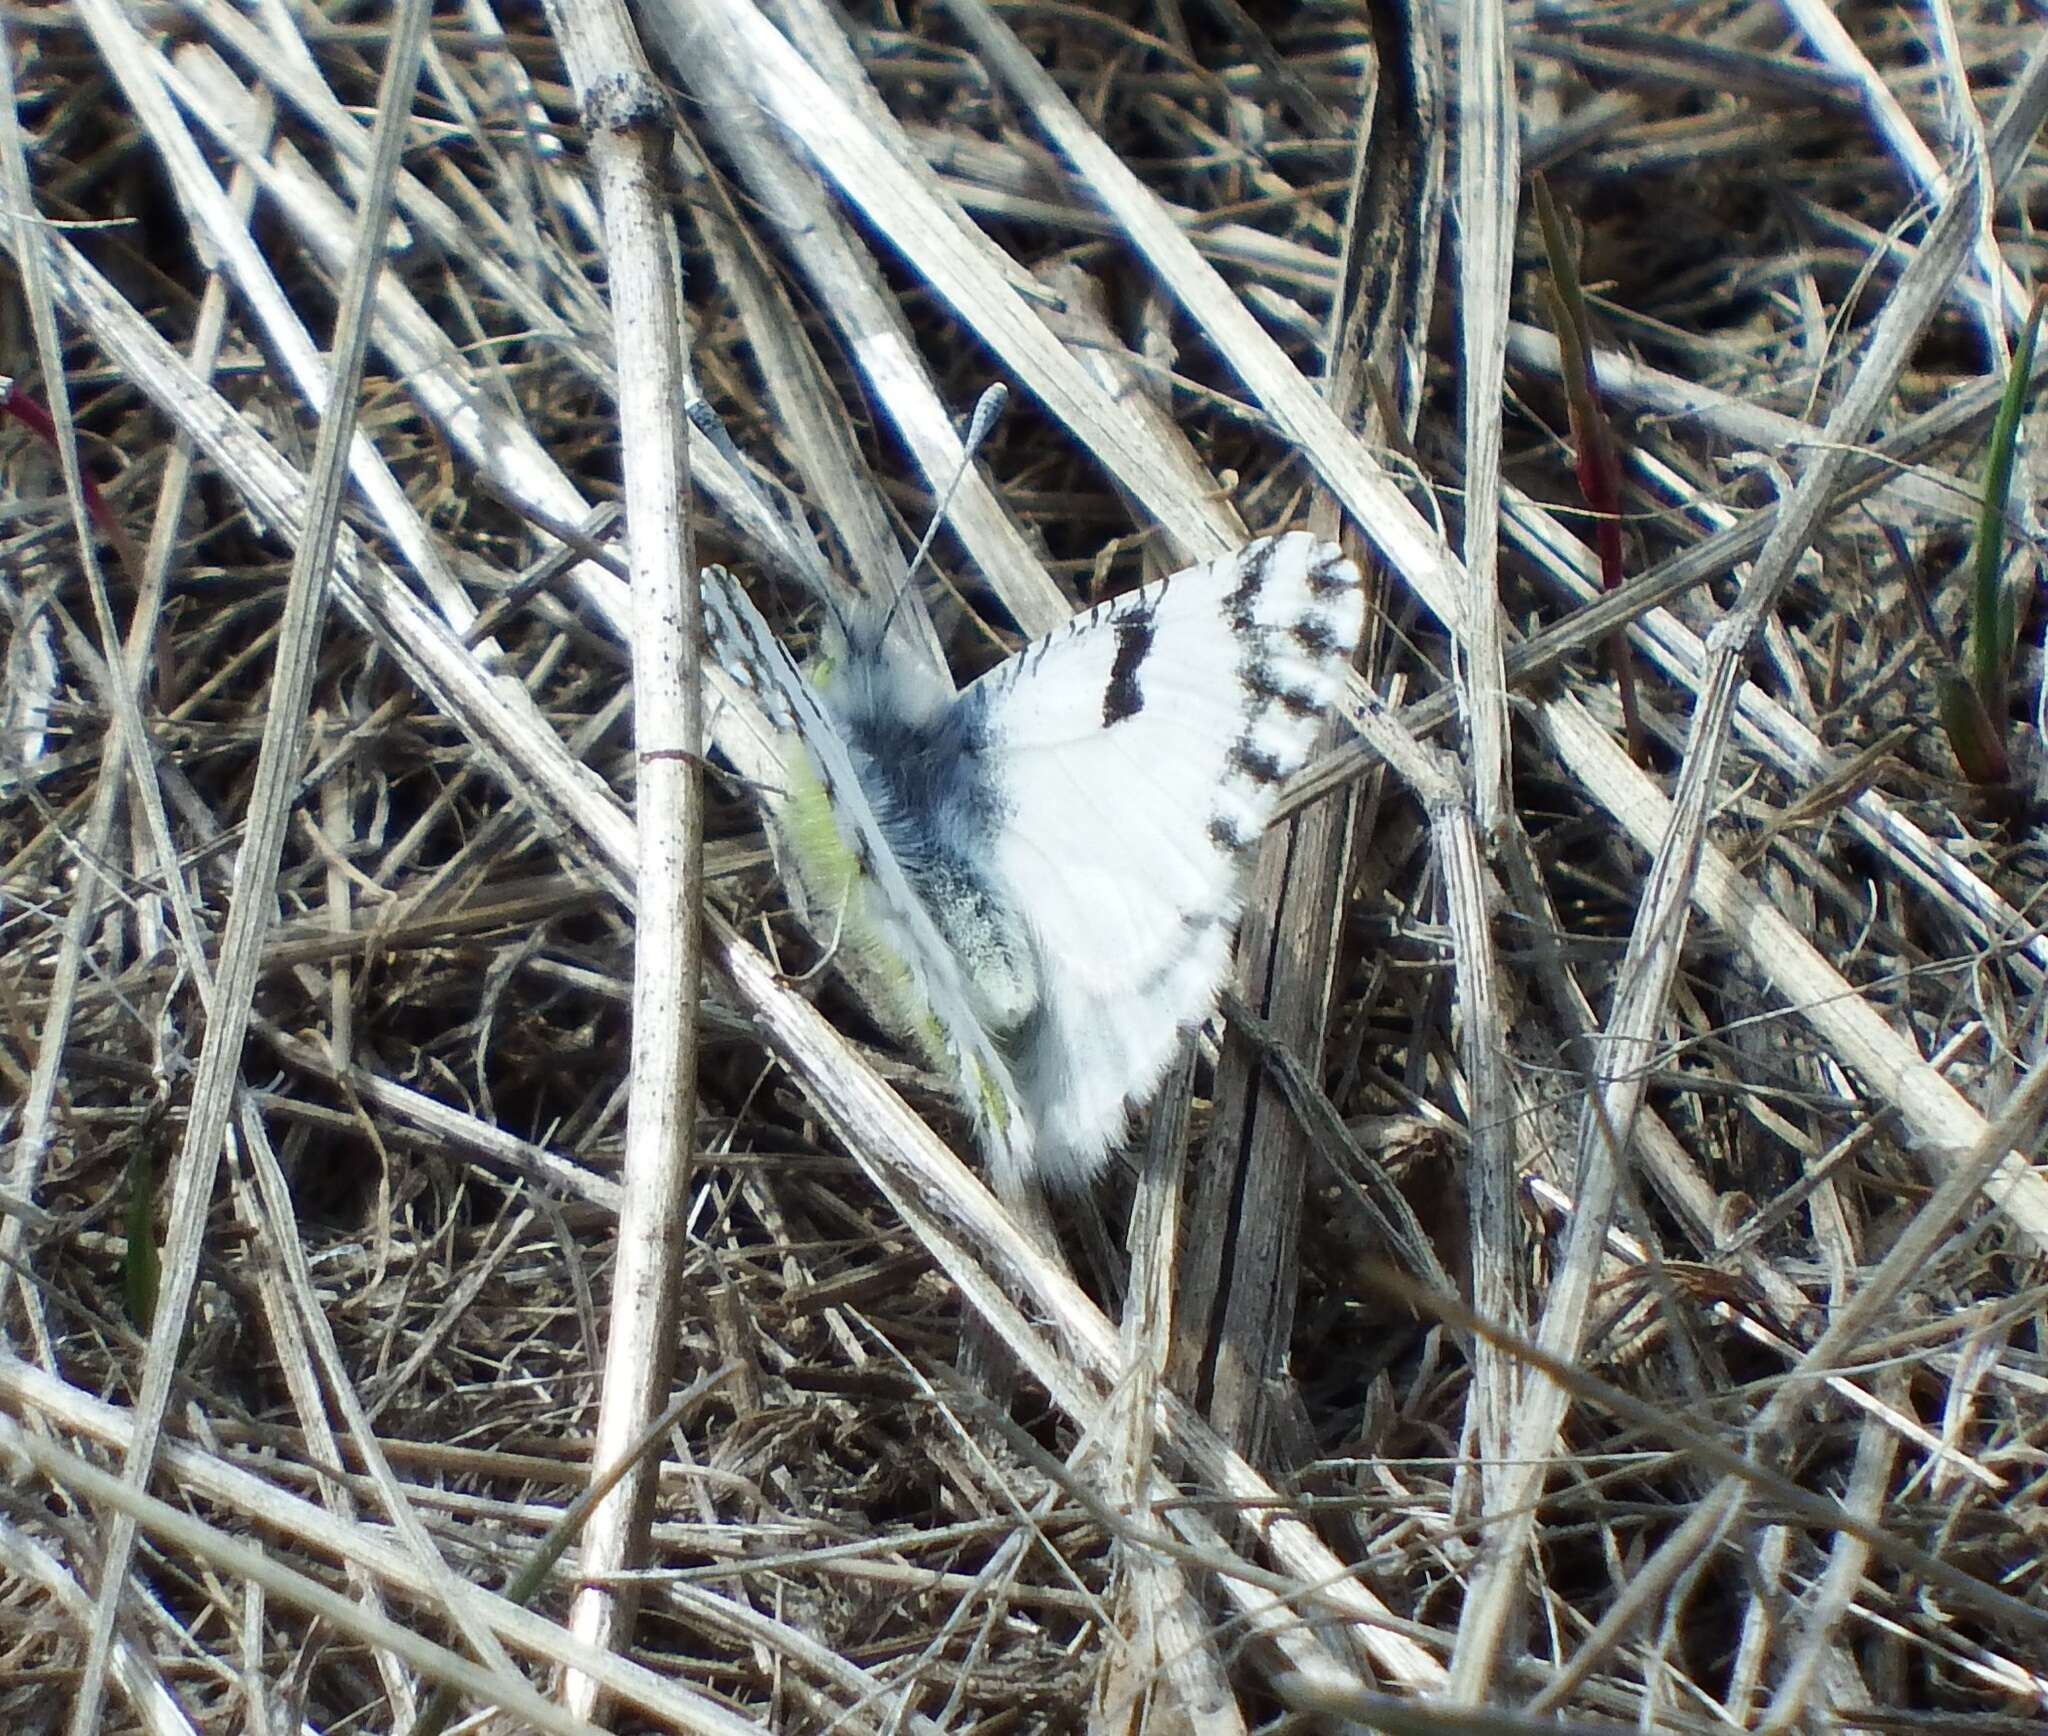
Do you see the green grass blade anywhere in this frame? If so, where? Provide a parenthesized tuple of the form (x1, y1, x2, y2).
(1968, 284, 2045, 714)
(122, 1138, 159, 1333)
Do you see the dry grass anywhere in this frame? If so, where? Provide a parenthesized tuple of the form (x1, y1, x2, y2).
(3, 1, 2047, 1731)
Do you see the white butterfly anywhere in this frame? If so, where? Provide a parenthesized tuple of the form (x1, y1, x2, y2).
(703, 532, 1363, 1189)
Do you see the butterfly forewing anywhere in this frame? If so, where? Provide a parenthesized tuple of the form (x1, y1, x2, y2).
(965, 533, 1363, 1184)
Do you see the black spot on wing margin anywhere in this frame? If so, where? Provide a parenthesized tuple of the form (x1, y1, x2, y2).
(1241, 652, 1321, 717)
(1304, 542, 1355, 598)
(1221, 535, 1280, 630)
(1208, 813, 1253, 855)
(1227, 739, 1286, 785)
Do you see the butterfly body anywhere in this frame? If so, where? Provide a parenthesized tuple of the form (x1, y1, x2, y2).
(822, 643, 1042, 1039)
(705, 531, 1362, 1189)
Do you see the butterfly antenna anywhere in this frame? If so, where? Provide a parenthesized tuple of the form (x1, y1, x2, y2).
(685, 395, 742, 465)
(876, 383, 1009, 642)
(687, 397, 775, 516)
(690, 396, 856, 648)
(687, 396, 821, 547)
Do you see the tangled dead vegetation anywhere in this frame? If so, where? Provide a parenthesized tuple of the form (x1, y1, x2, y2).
(2, 2, 2046, 1731)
